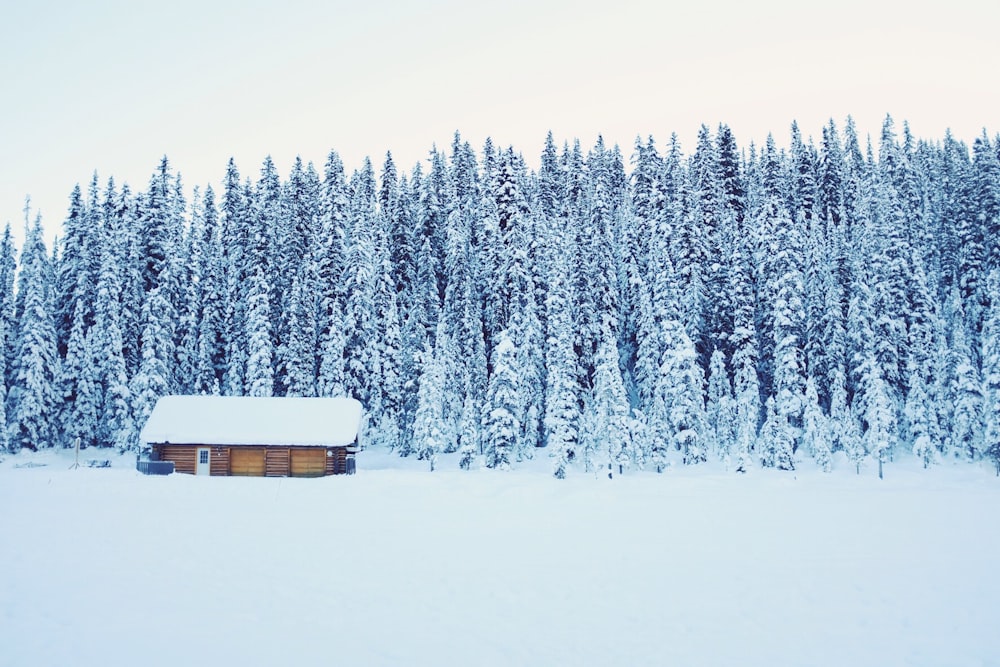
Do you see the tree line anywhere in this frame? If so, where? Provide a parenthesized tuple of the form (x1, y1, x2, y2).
(3, 115, 1000, 476)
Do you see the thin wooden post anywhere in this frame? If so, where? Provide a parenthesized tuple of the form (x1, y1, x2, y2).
(69, 437, 81, 469)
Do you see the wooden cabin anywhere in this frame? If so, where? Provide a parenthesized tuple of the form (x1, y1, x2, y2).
(139, 396, 363, 477)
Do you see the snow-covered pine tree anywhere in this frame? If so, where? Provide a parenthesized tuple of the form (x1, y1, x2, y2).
(282, 264, 319, 397)
(769, 214, 807, 455)
(948, 318, 984, 461)
(53, 183, 92, 360)
(656, 318, 708, 464)
(129, 287, 175, 440)
(244, 266, 274, 398)
(588, 323, 634, 477)
(7, 213, 58, 451)
(0, 223, 17, 393)
(342, 160, 383, 409)
(729, 229, 760, 473)
(983, 271, 1000, 475)
(411, 338, 447, 471)
(316, 294, 348, 399)
(483, 329, 520, 470)
(758, 396, 795, 470)
(706, 348, 736, 461)
(193, 187, 226, 395)
(221, 160, 249, 396)
(861, 349, 897, 478)
(544, 236, 580, 478)
(904, 355, 937, 468)
(732, 341, 760, 474)
(94, 256, 134, 451)
(57, 298, 101, 448)
(0, 318, 8, 453)
(801, 376, 832, 471)
(457, 377, 481, 470)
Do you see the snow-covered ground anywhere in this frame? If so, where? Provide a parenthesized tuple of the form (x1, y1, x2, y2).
(2, 448, 998, 667)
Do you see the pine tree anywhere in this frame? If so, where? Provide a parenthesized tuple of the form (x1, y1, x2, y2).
(245, 266, 275, 397)
(0, 317, 8, 453)
(483, 330, 520, 470)
(7, 214, 58, 451)
(862, 354, 896, 478)
(57, 298, 101, 448)
(221, 159, 249, 396)
(589, 324, 634, 476)
(706, 348, 736, 461)
(412, 335, 448, 471)
(905, 357, 937, 468)
(129, 287, 174, 438)
(0, 224, 17, 393)
(316, 296, 348, 399)
(983, 272, 1000, 474)
(656, 318, 707, 464)
(282, 265, 319, 397)
(801, 376, 832, 471)
(342, 161, 382, 408)
(759, 396, 795, 470)
(457, 377, 481, 471)
(837, 404, 864, 474)
(544, 239, 580, 478)
(949, 321, 984, 460)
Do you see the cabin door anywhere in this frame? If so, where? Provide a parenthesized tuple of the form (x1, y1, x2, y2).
(196, 447, 211, 475)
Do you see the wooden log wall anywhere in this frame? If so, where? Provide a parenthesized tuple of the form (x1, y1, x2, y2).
(266, 448, 290, 477)
(152, 444, 353, 476)
(326, 448, 347, 475)
(157, 445, 197, 475)
(210, 447, 229, 475)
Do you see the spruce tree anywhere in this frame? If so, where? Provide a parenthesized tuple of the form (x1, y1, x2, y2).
(706, 348, 736, 461)
(544, 239, 580, 478)
(983, 273, 1000, 474)
(412, 333, 449, 471)
(129, 287, 174, 437)
(483, 330, 520, 470)
(759, 396, 795, 470)
(589, 324, 634, 476)
(802, 376, 832, 471)
(245, 266, 275, 398)
(8, 214, 58, 451)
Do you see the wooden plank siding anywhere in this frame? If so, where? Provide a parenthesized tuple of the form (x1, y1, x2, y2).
(210, 448, 229, 475)
(266, 448, 290, 477)
(290, 448, 326, 477)
(158, 445, 197, 475)
(230, 448, 266, 476)
(152, 443, 352, 476)
(326, 448, 348, 475)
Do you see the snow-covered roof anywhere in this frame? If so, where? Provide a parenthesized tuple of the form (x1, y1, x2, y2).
(139, 396, 363, 447)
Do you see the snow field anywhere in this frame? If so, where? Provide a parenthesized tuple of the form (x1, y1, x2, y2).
(2, 449, 999, 667)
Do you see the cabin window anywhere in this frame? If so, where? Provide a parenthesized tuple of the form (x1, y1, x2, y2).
(199, 450, 209, 465)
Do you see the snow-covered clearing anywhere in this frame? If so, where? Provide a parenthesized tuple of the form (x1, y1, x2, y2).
(2, 449, 998, 667)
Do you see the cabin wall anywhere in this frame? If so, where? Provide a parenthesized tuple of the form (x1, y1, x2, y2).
(156, 445, 197, 475)
(210, 447, 230, 475)
(266, 448, 289, 477)
(326, 448, 349, 475)
(151, 444, 351, 476)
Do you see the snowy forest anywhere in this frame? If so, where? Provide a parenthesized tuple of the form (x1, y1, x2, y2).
(2, 115, 1000, 477)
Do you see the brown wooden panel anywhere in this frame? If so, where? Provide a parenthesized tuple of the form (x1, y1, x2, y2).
(230, 448, 266, 476)
(266, 448, 290, 477)
(160, 445, 197, 475)
(290, 448, 326, 477)
(210, 448, 229, 476)
(325, 448, 347, 475)
(326, 447, 347, 475)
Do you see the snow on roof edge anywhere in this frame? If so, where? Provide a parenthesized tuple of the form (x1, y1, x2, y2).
(139, 396, 364, 448)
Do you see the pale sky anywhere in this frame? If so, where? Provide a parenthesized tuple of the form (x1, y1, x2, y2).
(2, 0, 997, 248)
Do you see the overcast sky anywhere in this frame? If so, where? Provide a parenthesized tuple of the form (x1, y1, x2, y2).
(1, 0, 997, 247)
